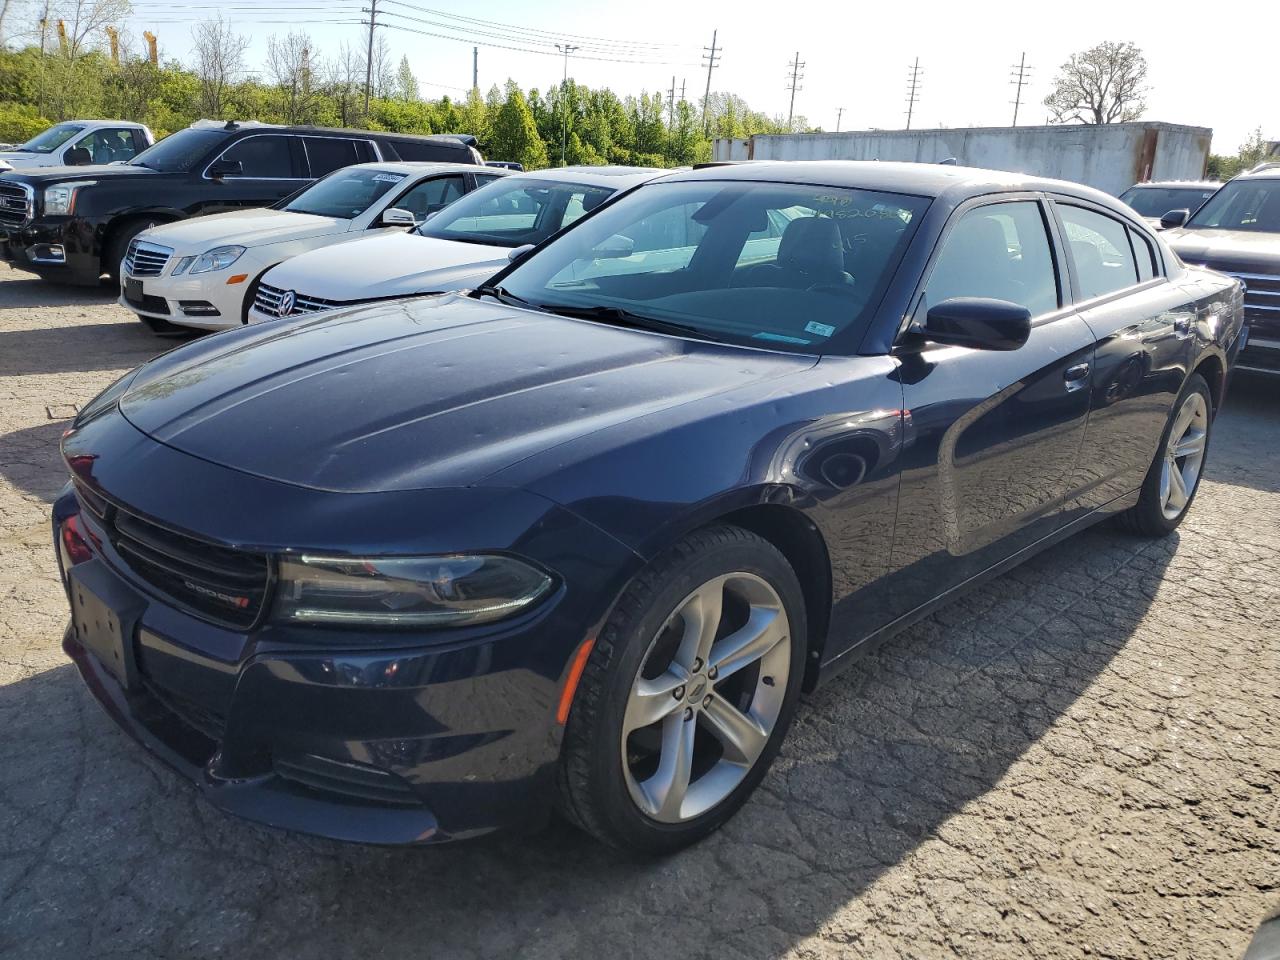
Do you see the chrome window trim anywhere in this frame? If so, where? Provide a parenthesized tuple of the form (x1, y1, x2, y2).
(201, 132, 305, 182)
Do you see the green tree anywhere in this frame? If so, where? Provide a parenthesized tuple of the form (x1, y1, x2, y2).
(488, 80, 547, 170)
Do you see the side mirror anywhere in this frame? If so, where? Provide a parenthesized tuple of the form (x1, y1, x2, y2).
(507, 243, 535, 262)
(64, 146, 91, 166)
(919, 297, 1031, 351)
(207, 158, 243, 179)
(1160, 208, 1190, 230)
(593, 234, 635, 259)
(379, 207, 416, 227)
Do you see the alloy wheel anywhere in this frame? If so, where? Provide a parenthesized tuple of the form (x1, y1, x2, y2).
(1160, 390, 1208, 520)
(621, 572, 791, 824)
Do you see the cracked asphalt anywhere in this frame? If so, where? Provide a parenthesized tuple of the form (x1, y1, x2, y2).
(0, 263, 1276, 960)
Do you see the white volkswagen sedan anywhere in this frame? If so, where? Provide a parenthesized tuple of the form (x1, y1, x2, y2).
(246, 166, 668, 324)
(119, 162, 501, 333)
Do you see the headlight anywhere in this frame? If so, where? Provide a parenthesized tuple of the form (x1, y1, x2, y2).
(188, 245, 245, 274)
(43, 181, 95, 216)
(273, 554, 554, 627)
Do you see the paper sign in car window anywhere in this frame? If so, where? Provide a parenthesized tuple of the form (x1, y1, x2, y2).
(372, 174, 406, 183)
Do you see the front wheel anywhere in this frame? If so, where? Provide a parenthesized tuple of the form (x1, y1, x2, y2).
(558, 525, 807, 854)
(1116, 372, 1212, 537)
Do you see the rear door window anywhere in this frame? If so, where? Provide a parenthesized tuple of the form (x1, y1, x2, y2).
(1058, 205, 1139, 300)
(304, 137, 374, 176)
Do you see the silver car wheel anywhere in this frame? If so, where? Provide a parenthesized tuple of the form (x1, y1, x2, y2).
(1160, 391, 1208, 520)
(621, 572, 791, 824)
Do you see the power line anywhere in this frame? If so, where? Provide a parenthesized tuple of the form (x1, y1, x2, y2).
(1010, 52, 1032, 127)
(700, 29, 719, 136)
(905, 57, 921, 131)
(785, 51, 804, 131)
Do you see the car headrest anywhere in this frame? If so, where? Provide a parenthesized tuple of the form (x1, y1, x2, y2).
(778, 216, 845, 277)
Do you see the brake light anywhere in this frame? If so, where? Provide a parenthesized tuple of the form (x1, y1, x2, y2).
(61, 514, 93, 565)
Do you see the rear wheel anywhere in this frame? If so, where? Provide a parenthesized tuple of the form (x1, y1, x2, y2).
(558, 525, 807, 854)
(1116, 373, 1212, 536)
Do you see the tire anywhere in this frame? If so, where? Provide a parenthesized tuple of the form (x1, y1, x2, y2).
(1116, 372, 1213, 537)
(104, 218, 159, 283)
(558, 524, 807, 855)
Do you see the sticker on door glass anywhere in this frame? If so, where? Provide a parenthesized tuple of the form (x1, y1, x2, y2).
(804, 321, 835, 337)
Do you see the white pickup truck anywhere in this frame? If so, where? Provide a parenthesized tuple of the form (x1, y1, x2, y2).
(0, 120, 154, 173)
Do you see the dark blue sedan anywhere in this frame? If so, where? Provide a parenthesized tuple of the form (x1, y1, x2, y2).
(54, 161, 1244, 853)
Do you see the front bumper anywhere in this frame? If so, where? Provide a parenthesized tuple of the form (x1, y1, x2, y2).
(2, 216, 101, 284)
(54, 411, 642, 843)
(120, 265, 252, 331)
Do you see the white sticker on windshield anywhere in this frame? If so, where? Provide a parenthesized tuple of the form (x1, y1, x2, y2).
(372, 173, 406, 183)
(804, 321, 835, 337)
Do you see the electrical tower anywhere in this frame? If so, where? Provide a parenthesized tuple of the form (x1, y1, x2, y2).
(1010, 52, 1032, 126)
(905, 57, 922, 130)
(701, 29, 720, 136)
(555, 43, 579, 166)
(785, 52, 804, 131)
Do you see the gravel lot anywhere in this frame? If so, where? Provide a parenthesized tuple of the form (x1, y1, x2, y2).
(1, 262, 1276, 960)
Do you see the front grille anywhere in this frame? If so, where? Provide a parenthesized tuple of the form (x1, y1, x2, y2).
(123, 239, 172, 278)
(274, 754, 423, 806)
(254, 281, 346, 319)
(142, 677, 228, 740)
(1218, 271, 1280, 331)
(89, 501, 272, 629)
(0, 180, 32, 230)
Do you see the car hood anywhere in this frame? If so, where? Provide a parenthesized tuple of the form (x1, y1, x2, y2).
(119, 294, 812, 493)
(144, 209, 348, 250)
(261, 232, 510, 300)
(0, 162, 159, 185)
(1165, 228, 1280, 272)
(0, 152, 43, 166)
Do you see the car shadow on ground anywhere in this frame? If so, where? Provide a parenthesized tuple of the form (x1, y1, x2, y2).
(0, 420, 70, 503)
(0, 271, 118, 308)
(1211, 375, 1280, 495)
(0, 525, 1177, 959)
(0, 321, 178, 377)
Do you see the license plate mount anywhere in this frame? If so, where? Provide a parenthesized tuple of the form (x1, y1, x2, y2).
(68, 560, 145, 691)
(124, 277, 144, 305)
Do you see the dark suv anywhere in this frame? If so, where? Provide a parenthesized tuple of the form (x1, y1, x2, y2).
(0, 120, 483, 285)
(1164, 163, 1280, 376)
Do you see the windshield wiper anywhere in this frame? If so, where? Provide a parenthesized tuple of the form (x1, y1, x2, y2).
(536, 302, 726, 343)
(473, 283, 536, 308)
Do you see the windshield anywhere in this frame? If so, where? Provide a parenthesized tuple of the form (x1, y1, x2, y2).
(418, 177, 614, 247)
(129, 128, 226, 172)
(1119, 185, 1216, 218)
(283, 167, 407, 218)
(17, 123, 84, 153)
(1184, 179, 1280, 233)
(494, 179, 931, 355)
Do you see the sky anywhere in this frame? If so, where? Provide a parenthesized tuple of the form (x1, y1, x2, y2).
(105, 0, 1279, 152)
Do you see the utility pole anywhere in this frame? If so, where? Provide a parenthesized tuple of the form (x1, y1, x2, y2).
(905, 57, 922, 130)
(472, 46, 478, 94)
(680, 78, 686, 104)
(836, 107, 844, 133)
(363, 0, 378, 115)
(668, 75, 676, 128)
(785, 51, 804, 131)
(37, 2, 49, 117)
(1009, 52, 1031, 127)
(555, 42, 578, 166)
(700, 29, 720, 136)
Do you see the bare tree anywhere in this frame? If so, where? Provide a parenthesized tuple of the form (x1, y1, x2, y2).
(266, 30, 317, 124)
(54, 0, 130, 60)
(323, 40, 363, 125)
(191, 17, 248, 118)
(1044, 41, 1148, 125)
(361, 33, 393, 100)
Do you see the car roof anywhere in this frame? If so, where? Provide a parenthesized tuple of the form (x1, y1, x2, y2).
(343, 161, 496, 177)
(1127, 180, 1221, 189)
(1239, 163, 1280, 180)
(506, 165, 670, 188)
(51, 119, 147, 128)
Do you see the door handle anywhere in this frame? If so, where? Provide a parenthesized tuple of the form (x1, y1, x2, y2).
(1064, 362, 1090, 392)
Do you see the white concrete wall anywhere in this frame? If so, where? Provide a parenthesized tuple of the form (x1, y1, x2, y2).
(713, 122, 1212, 195)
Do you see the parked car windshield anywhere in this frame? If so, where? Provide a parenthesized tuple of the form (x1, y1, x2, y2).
(128, 128, 226, 172)
(282, 167, 408, 218)
(495, 179, 931, 355)
(1184, 179, 1280, 233)
(417, 177, 615, 247)
(16, 123, 84, 153)
(1120, 186, 1216, 218)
